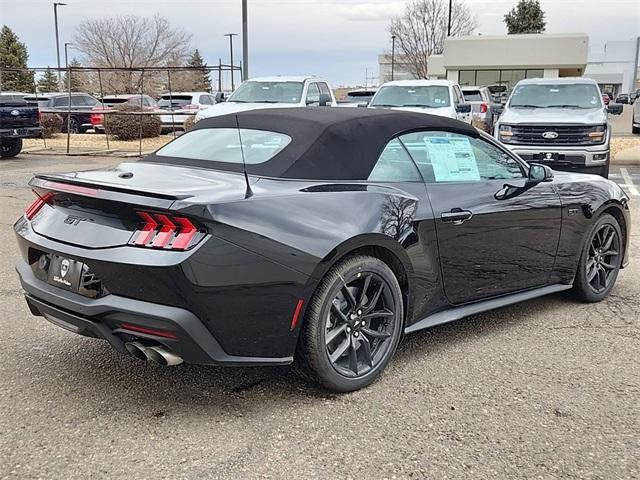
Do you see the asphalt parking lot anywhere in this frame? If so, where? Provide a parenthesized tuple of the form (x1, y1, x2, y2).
(1, 154, 638, 479)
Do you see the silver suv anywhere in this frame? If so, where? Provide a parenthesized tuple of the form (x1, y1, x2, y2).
(494, 78, 623, 178)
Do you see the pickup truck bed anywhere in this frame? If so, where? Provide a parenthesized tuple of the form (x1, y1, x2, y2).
(0, 96, 42, 158)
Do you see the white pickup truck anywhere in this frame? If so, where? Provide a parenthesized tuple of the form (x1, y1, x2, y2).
(368, 80, 472, 124)
(494, 77, 623, 178)
(195, 76, 337, 121)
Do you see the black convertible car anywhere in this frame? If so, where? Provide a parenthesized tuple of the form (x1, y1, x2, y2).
(14, 108, 630, 392)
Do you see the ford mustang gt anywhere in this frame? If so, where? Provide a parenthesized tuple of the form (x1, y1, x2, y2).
(14, 108, 630, 392)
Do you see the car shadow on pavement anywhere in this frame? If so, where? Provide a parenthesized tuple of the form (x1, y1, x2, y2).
(29, 292, 574, 410)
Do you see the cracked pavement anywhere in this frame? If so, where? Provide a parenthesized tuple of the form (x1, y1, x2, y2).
(0, 154, 638, 479)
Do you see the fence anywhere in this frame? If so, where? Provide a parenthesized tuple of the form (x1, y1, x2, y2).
(0, 64, 241, 156)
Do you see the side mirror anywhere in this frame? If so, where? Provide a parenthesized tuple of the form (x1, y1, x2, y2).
(215, 92, 226, 103)
(528, 163, 554, 184)
(490, 104, 504, 116)
(607, 103, 623, 115)
(456, 103, 471, 113)
(319, 93, 332, 107)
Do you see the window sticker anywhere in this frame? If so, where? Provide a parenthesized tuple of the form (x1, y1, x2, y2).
(423, 136, 480, 182)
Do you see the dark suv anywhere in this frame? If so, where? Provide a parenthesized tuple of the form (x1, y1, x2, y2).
(24, 93, 99, 133)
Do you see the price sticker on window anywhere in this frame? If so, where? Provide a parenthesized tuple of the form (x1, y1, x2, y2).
(423, 136, 480, 182)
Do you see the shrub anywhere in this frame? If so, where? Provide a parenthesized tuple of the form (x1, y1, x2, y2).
(40, 113, 64, 138)
(183, 115, 196, 131)
(104, 104, 162, 140)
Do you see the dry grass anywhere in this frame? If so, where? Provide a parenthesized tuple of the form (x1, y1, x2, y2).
(611, 137, 640, 159)
(23, 133, 175, 154)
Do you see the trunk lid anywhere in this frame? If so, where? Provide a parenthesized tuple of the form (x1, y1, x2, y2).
(29, 162, 252, 249)
(0, 98, 39, 129)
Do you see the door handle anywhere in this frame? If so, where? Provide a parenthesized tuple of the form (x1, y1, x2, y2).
(441, 208, 473, 225)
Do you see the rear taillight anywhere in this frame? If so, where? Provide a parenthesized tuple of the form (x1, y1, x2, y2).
(480, 103, 488, 114)
(25, 192, 54, 220)
(130, 211, 204, 251)
(36, 109, 42, 123)
(183, 104, 199, 110)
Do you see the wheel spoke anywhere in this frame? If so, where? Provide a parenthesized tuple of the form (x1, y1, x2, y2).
(326, 323, 347, 345)
(348, 336, 359, 375)
(597, 267, 607, 290)
(602, 228, 615, 251)
(357, 274, 371, 308)
(587, 265, 598, 282)
(362, 327, 391, 339)
(341, 285, 357, 310)
(364, 283, 385, 313)
(360, 334, 373, 368)
(601, 261, 616, 270)
(331, 303, 349, 324)
(361, 308, 394, 321)
(329, 337, 350, 364)
(602, 249, 618, 257)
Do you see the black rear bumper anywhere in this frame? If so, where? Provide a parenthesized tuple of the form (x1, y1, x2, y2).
(0, 126, 42, 139)
(17, 261, 293, 367)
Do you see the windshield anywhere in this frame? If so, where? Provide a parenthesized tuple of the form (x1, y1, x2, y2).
(509, 83, 602, 109)
(156, 128, 291, 165)
(228, 81, 304, 104)
(371, 85, 451, 108)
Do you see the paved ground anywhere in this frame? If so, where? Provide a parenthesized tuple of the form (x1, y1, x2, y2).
(0, 154, 638, 479)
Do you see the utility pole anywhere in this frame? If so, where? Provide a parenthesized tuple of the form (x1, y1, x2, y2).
(242, 0, 249, 81)
(447, 0, 452, 37)
(224, 33, 238, 90)
(53, 2, 66, 88)
(391, 35, 396, 82)
(64, 42, 72, 68)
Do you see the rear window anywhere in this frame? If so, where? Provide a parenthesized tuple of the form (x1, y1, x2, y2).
(24, 97, 51, 107)
(462, 90, 482, 102)
(158, 95, 193, 108)
(101, 98, 130, 106)
(156, 128, 291, 165)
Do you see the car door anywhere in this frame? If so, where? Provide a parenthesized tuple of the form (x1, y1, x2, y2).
(399, 130, 562, 304)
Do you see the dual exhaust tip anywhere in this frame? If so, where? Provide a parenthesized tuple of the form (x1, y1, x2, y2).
(125, 341, 183, 366)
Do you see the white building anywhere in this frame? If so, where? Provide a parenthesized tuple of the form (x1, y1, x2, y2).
(584, 38, 640, 95)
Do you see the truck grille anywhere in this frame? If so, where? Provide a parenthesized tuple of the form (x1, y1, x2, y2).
(509, 125, 599, 146)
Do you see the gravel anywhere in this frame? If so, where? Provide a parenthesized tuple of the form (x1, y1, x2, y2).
(0, 154, 638, 479)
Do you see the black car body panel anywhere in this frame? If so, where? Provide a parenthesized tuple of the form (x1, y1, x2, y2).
(0, 96, 42, 139)
(14, 108, 631, 366)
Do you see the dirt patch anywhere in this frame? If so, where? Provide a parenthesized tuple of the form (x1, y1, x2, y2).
(23, 133, 175, 154)
(611, 137, 640, 159)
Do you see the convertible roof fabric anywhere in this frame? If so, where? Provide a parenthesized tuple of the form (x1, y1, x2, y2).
(144, 107, 479, 180)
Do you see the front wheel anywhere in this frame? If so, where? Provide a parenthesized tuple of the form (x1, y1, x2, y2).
(0, 138, 23, 158)
(296, 255, 404, 392)
(573, 214, 623, 302)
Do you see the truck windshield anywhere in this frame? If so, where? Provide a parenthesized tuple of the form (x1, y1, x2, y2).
(228, 81, 304, 104)
(509, 84, 602, 109)
(371, 85, 451, 108)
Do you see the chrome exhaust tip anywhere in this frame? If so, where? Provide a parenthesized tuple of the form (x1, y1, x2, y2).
(124, 342, 182, 366)
(125, 341, 149, 362)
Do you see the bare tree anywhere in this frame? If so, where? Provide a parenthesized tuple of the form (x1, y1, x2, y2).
(73, 15, 192, 94)
(388, 0, 478, 79)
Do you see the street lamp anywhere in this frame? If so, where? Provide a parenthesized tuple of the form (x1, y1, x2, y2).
(391, 35, 396, 82)
(447, 0, 452, 37)
(224, 33, 238, 90)
(242, 0, 248, 81)
(53, 2, 67, 87)
(64, 42, 72, 68)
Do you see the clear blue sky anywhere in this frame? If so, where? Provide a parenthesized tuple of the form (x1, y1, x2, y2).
(1, 0, 639, 87)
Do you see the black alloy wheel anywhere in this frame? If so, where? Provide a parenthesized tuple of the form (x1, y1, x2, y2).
(586, 223, 620, 294)
(574, 213, 623, 302)
(65, 116, 79, 134)
(296, 255, 403, 392)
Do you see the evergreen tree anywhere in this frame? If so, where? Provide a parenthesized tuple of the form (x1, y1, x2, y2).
(504, 0, 546, 34)
(186, 49, 210, 92)
(62, 58, 88, 92)
(0, 25, 34, 92)
(38, 68, 59, 92)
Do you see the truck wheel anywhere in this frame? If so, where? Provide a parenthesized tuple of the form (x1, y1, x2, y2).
(0, 138, 23, 158)
(63, 116, 80, 134)
(633, 124, 640, 135)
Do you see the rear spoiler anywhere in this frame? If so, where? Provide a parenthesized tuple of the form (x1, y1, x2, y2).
(30, 175, 185, 210)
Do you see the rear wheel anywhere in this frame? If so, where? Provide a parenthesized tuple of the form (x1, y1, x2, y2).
(573, 214, 623, 302)
(63, 116, 79, 134)
(0, 138, 22, 158)
(296, 255, 404, 392)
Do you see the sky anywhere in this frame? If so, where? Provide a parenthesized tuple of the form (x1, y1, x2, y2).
(1, 0, 639, 87)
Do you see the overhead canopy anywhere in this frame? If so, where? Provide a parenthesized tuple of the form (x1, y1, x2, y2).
(143, 107, 478, 180)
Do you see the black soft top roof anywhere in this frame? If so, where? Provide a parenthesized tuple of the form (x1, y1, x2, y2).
(144, 107, 479, 180)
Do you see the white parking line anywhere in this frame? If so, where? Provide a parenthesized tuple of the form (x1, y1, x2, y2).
(620, 168, 640, 197)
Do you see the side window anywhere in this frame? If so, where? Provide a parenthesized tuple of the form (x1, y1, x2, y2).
(306, 83, 320, 105)
(53, 96, 69, 107)
(368, 138, 422, 182)
(83, 95, 98, 106)
(399, 131, 524, 183)
(453, 86, 464, 105)
(70, 95, 86, 106)
(200, 95, 213, 105)
(318, 83, 332, 101)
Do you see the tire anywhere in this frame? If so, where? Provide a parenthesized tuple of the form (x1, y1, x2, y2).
(0, 138, 23, 158)
(632, 124, 640, 135)
(63, 116, 79, 134)
(573, 213, 623, 302)
(296, 255, 404, 392)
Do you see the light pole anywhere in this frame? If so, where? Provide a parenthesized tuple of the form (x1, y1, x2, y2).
(224, 33, 238, 90)
(447, 0, 452, 37)
(391, 35, 396, 82)
(242, 0, 248, 81)
(64, 42, 72, 68)
(53, 2, 67, 87)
